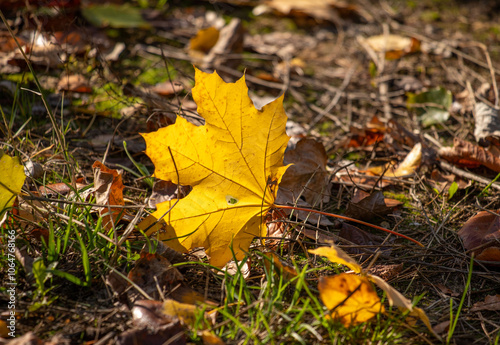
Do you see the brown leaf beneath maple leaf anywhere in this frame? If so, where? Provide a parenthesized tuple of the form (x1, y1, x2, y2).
(345, 189, 402, 222)
(276, 138, 332, 225)
(439, 138, 500, 172)
(457, 210, 500, 262)
(92, 161, 126, 229)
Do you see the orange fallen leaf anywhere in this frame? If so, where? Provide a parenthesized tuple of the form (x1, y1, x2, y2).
(139, 68, 289, 267)
(309, 245, 437, 337)
(92, 161, 126, 229)
(318, 273, 384, 326)
(189, 27, 220, 53)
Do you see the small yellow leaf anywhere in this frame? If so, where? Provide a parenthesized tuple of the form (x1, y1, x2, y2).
(140, 68, 290, 267)
(309, 245, 362, 273)
(190, 27, 220, 53)
(201, 330, 226, 345)
(318, 273, 384, 326)
(163, 299, 201, 327)
(0, 150, 26, 216)
(369, 143, 421, 177)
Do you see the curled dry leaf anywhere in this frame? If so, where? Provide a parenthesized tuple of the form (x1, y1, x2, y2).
(364, 34, 420, 59)
(439, 138, 500, 172)
(474, 102, 500, 145)
(369, 143, 422, 177)
(457, 210, 500, 262)
(92, 161, 126, 229)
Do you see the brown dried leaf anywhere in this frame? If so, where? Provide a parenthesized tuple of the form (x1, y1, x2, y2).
(427, 169, 470, 194)
(92, 161, 125, 229)
(364, 34, 420, 59)
(116, 321, 186, 345)
(259, 0, 370, 23)
(345, 189, 402, 222)
(470, 294, 500, 312)
(128, 252, 184, 300)
(439, 138, 500, 172)
(367, 264, 403, 281)
(339, 223, 391, 259)
(57, 74, 92, 93)
(151, 81, 184, 97)
(276, 138, 331, 225)
(457, 210, 500, 262)
(37, 182, 87, 197)
(148, 180, 191, 209)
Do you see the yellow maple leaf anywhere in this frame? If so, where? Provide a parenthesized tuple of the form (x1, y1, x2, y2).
(0, 150, 26, 218)
(140, 68, 290, 267)
(318, 273, 384, 326)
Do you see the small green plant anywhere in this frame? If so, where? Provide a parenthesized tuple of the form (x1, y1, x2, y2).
(447, 254, 474, 344)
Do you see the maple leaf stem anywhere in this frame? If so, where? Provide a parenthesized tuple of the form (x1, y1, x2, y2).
(275, 204, 424, 247)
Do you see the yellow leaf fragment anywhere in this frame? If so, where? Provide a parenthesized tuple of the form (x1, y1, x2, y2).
(163, 299, 202, 327)
(201, 330, 226, 345)
(369, 143, 421, 177)
(309, 245, 362, 273)
(318, 273, 384, 326)
(140, 68, 290, 267)
(0, 150, 26, 217)
(190, 27, 220, 53)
